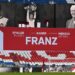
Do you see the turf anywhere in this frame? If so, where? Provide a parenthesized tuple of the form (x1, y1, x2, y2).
(0, 72, 75, 75)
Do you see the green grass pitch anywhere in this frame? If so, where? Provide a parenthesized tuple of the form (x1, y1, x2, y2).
(0, 72, 75, 75)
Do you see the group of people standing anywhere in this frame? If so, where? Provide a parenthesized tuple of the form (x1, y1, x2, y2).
(0, 1, 75, 28)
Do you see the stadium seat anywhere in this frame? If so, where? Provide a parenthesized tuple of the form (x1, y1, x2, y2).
(0, 50, 75, 66)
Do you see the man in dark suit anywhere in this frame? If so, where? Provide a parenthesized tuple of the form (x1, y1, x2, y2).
(56, 4, 71, 28)
(66, 5, 75, 28)
(36, 4, 54, 28)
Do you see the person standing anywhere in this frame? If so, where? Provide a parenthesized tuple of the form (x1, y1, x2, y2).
(0, 6, 8, 27)
(66, 5, 75, 28)
(24, 3, 37, 28)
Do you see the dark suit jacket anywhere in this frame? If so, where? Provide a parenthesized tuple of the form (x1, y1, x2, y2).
(66, 18, 75, 28)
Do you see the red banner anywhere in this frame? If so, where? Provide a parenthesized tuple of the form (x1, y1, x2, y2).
(0, 27, 75, 51)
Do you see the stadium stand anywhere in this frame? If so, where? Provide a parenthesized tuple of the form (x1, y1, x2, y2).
(0, 50, 75, 66)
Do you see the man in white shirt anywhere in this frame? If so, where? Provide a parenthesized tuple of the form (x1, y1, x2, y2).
(24, 3, 37, 28)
